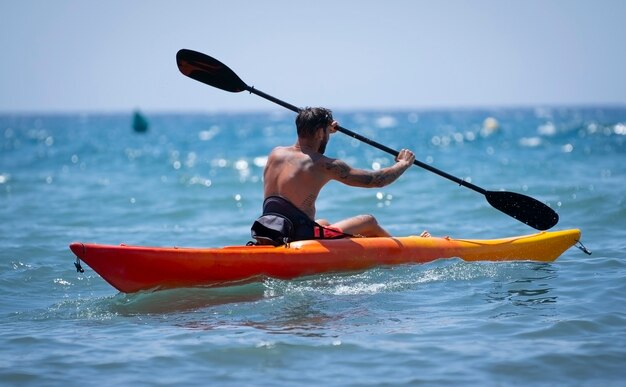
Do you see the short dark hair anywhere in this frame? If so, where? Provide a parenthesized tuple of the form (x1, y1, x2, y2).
(295, 107, 333, 138)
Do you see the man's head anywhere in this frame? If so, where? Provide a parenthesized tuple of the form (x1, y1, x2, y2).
(295, 107, 334, 154)
(296, 107, 333, 138)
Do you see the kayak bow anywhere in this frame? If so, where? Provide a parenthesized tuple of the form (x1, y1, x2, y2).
(70, 229, 581, 293)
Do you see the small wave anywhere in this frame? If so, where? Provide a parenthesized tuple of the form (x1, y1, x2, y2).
(262, 261, 527, 299)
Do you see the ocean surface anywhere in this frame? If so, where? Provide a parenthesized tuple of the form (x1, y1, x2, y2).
(1, 107, 625, 386)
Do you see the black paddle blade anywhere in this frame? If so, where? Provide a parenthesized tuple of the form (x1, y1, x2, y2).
(176, 49, 248, 92)
(485, 191, 559, 230)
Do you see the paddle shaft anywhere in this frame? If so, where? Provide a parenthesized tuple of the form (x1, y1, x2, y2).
(246, 85, 487, 195)
(174, 48, 558, 229)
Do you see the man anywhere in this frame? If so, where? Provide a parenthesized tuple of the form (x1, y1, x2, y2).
(256, 107, 416, 242)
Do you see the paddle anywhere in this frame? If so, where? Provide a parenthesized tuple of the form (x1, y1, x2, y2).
(176, 49, 559, 231)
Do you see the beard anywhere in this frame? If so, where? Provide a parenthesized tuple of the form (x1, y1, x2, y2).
(318, 137, 328, 154)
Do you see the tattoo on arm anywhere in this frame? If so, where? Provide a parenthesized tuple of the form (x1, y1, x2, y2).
(371, 168, 404, 187)
(325, 159, 375, 185)
(325, 159, 407, 187)
(302, 194, 316, 210)
(371, 171, 388, 187)
(325, 160, 351, 180)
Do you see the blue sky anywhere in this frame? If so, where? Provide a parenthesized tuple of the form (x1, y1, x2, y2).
(1, 0, 625, 113)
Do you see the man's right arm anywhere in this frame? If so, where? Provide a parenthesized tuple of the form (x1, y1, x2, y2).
(323, 149, 415, 188)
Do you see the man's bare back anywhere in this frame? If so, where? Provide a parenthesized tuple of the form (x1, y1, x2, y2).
(263, 145, 330, 219)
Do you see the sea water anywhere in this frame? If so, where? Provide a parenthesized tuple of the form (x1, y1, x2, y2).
(1, 107, 625, 385)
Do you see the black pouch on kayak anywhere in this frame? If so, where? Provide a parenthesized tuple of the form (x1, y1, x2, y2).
(250, 213, 294, 246)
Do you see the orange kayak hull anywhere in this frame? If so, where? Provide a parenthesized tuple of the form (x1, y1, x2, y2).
(70, 229, 581, 293)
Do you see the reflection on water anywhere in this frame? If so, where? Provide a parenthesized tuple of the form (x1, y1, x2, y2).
(106, 262, 563, 332)
(183, 286, 343, 337)
(485, 263, 558, 317)
(86, 260, 566, 336)
(104, 278, 342, 337)
(263, 300, 333, 335)
(243, 302, 341, 338)
(109, 283, 268, 315)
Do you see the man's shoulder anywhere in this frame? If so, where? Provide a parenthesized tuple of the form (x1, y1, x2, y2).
(269, 145, 294, 157)
(271, 145, 291, 152)
(316, 155, 341, 165)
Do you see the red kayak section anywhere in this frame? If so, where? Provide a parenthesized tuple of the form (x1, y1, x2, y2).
(70, 229, 581, 293)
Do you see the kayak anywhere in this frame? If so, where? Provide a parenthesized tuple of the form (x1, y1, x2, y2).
(70, 229, 581, 293)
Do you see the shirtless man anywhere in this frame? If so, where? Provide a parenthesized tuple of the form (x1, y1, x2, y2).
(259, 107, 416, 239)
